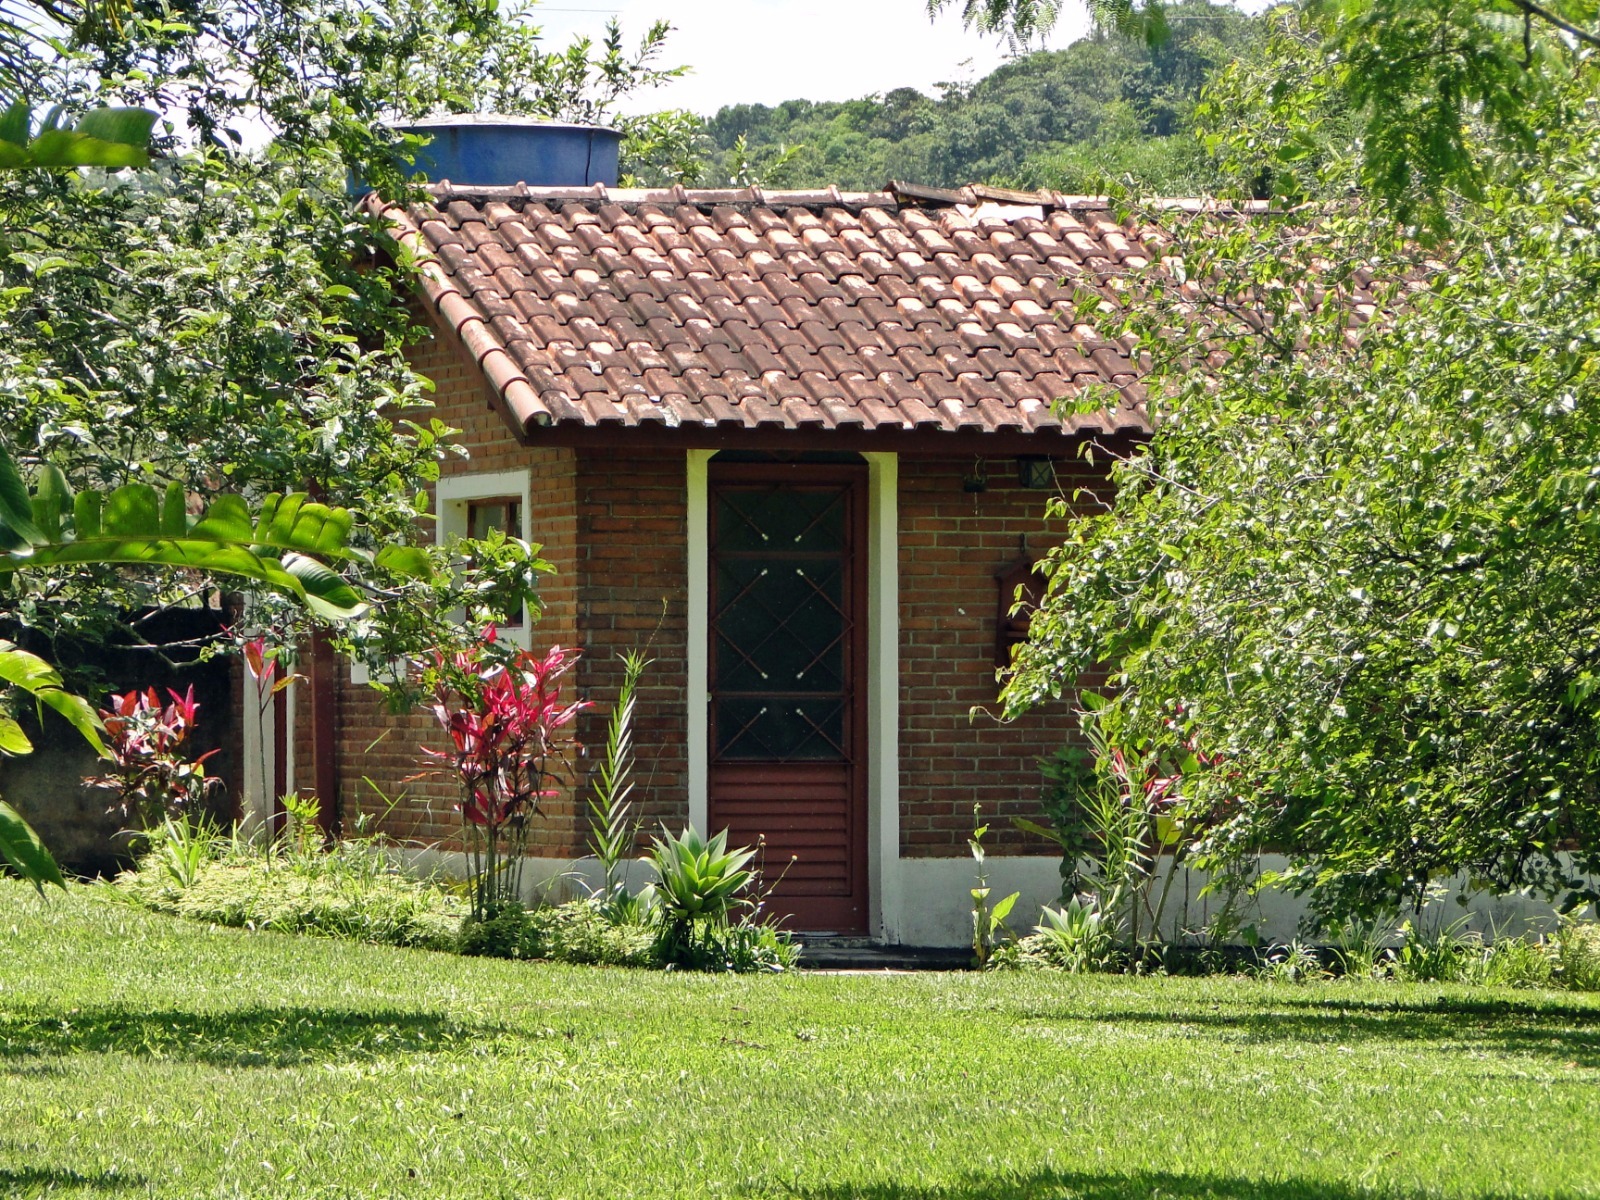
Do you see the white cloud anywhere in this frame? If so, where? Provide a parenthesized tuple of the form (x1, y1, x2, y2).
(529, 0, 1094, 116)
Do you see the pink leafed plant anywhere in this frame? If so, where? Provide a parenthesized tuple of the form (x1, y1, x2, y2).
(90, 686, 220, 830)
(415, 629, 589, 919)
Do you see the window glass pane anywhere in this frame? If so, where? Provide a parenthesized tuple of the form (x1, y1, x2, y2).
(716, 696, 845, 760)
(717, 489, 843, 555)
(468, 499, 520, 541)
(463, 497, 525, 625)
(714, 558, 844, 694)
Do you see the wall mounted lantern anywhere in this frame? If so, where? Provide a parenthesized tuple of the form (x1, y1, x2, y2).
(1016, 456, 1054, 489)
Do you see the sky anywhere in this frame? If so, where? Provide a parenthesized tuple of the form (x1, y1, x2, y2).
(528, 1, 1096, 116)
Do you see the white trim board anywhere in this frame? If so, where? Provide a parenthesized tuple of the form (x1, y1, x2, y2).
(684, 450, 713, 835)
(862, 452, 900, 941)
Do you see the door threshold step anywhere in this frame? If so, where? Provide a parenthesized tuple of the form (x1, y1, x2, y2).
(794, 939, 972, 971)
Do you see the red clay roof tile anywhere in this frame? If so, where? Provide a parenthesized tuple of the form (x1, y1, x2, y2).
(366, 184, 1262, 441)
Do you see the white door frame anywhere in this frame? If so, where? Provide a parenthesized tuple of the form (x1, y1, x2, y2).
(684, 450, 901, 940)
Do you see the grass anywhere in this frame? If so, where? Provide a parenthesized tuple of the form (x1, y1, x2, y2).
(2, 881, 1599, 1199)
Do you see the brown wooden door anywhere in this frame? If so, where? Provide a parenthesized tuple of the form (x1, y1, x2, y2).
(709, 462, 869, 934)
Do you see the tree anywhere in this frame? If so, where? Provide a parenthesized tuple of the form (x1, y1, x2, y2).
(936, 0, 1598, 227)
(0, 445, 404, 889)
(0, 0, 683, 666)
(999, 6, 1600, 922)
(699, 2, 1253, 192)
(0, 0, 678, 885)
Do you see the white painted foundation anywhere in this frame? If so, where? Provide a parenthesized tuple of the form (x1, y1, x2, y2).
(884, 853, 1580, 947)
(386, 847, 1580, 948)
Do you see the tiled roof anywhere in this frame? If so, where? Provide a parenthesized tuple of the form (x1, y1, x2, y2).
(368, 182, 1238, 442)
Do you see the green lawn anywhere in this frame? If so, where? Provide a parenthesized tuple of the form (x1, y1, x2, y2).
(1, 881, 1597, 1199)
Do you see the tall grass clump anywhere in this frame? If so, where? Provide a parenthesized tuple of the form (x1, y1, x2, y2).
(112, 800, 461, 950)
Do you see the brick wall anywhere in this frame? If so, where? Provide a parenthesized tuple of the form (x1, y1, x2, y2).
(897, 456, 1095, 857)
(573, 450, 691, 844)
(328, 321, 586, 853)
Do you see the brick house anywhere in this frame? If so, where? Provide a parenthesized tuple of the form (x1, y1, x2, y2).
(272, 127, 1166, 945)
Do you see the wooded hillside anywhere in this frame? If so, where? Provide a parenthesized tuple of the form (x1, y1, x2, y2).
(697, 0, 1253, 193)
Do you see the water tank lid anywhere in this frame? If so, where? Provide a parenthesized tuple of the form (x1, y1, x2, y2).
(394, 115, 620, 135)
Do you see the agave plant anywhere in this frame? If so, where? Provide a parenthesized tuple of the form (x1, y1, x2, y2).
(1035, 895, 1117, 974)
(648, 826, 756, 930)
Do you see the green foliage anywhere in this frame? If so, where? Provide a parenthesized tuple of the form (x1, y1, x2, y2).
(702, 2, 1251, 192)
(1020, 745, 1095, 901)
(648, 826, 756, 928)
(1024, 896, 1118, 972)
(112, 836, 464, 951)
(1554, 918, 1600, 991)
(0, 797, 64, 894)
(1253, 940, 1326, 983)
(969, 805, 1020, 967)
(0, 0, 665, 684)
(0, 637, 104, 891)
(455, 899, 656, 967)
(0, 639, 102, 755)
(1006, 95, 1600, 922)
(1191, 8, 1359, 203)
(940, 0, 1600, 226)
(1476, 933, 1555, 989)
(645, 825, 795, 971)
(0, 101, 155, 169)
(1395, 916, 1481, 984)
(146, 812, 220, 890)
(585, 649, 647, 909)
(659, 919, 799, 974)
(0, 444, 389, 617)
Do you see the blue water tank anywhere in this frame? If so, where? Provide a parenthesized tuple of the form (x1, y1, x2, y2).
(391, 116, 622, 188)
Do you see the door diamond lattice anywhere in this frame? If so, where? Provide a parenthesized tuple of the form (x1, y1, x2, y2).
(713, 487, 852, 762)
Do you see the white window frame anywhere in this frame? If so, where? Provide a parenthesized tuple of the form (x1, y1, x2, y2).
(437, 467, 536, 650)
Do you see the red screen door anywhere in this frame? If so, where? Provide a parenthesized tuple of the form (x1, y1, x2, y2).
(708, 462, 869, 934)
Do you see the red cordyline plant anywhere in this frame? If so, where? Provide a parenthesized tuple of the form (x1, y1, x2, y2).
(1079, 703, 1240, 951)
(89, 686, 220, 830)
(416, 627, 588, 920)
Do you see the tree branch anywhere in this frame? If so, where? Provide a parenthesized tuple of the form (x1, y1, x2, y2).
(1509, 0, 1600, 52)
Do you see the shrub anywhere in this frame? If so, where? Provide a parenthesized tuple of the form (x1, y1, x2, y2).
(114, 843, 462, 951)
(668, 920, 799, 973)
(1553, 919, 1600, 991)
(1394, 917, 1482, 984)
(1253, 941, 1326, 983)
(1020, 896, 1117, 974)
(415, 631, 588, 921)
(89, 686, 221, 829)
(1478, 935, 1555, 989)
(645, 826, 797, 972)
(456, 900, 655, 967)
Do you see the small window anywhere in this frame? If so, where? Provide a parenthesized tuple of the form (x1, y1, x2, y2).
(435, 469, 535, 650)
(467, 497, 522, 542)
